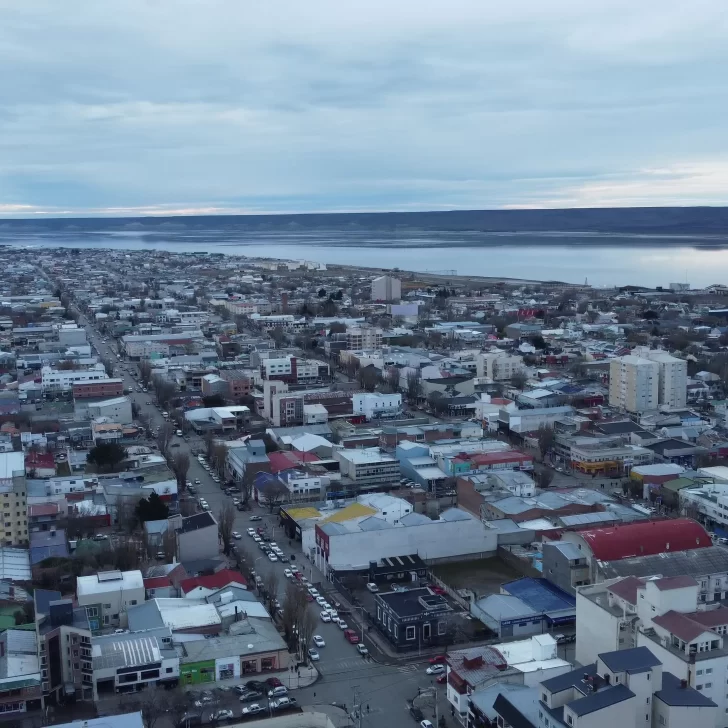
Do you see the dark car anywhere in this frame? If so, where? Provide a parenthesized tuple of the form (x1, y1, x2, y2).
(409, 706, 424, 722)
(245, 680, 266, 692)
(239, 690, 263, 703)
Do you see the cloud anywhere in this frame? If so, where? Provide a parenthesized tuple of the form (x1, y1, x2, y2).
(0, 1, 727, 215)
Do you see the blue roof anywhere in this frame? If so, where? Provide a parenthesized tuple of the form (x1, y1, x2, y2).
(656, 672, 717, 707)
(569, 684, 634, 716)
(502, 577, 575, 614)
(599, 646, 661, 674)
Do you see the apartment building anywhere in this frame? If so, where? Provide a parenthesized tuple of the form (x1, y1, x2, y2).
(371, 275, 401, 302)
(76, 570, 145, 630)
(260, 355, 329, 384)
(634, 347, 688, 409)
(353, 392, 402, 421)
(346, 327, 383, 350)
(0, 452, 28, 546)
(609, 354, 660, 413)
(476, 350, 525, 381)
(333, 448, 400, 489)
(576, 576, 727, 726)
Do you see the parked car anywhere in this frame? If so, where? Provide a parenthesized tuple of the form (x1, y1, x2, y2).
(425, 664, 445, 675)
(239, 690, 263, 703)
(232, 531, 242, 540)
(356, 643, 369, 656)
(429, 655, 447, 665)
(343, 629, 359, 644)
(270, 697, 297, 711)
(338, 621, 349, 631)
(366, 582, 379, 592)
(308, 648, 320, 661)
(241, 703, 265, 716)
(268, 685, 288, 698)
(250, 515, 262, 522)
(409, 706, 424, 722)
(265, 677, 283, 688)
(320, 611, 332, 623)
(313, 635, 325, 647)
(246, 680, 267, 692)
(436, 673, 447, 684)
(211, 709, 234, 722)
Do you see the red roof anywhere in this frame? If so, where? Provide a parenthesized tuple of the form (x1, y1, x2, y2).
(653, 607, 728, 642)
(179, 568, 246, 595)
(25, 451, 56, 469)
(144, 576, 172, 589)
(453, 450, 531, 466)
(268, 450, 320, 474)
(579, 518, 711, 561)
(28, 503, 60, 518)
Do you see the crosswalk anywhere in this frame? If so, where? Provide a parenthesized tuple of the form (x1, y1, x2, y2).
(319, 657, 422, 675)
(396, 664, 419, 674)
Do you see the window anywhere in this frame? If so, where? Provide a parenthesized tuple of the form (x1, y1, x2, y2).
(542, 694, 547, 703)
(104, 603, 111, 609)
(697, 670, 704, 676)
(130, 600, 137, 606)
(166, 668, 173, 674)
(406, 626, 416, 641)
(567, 717, 573, 726)
(705, 682, 712, 688)
(706, 668, 713, 674)
(697, 684, 703, 690)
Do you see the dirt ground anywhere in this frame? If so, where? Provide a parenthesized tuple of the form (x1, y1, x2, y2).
(431, 557, 521, 599)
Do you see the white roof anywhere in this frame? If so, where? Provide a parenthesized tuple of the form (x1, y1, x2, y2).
(156, 598, 221, 630)
(291, 433, 330, 452)
(698, 466, 728, 482)
(338, 448, 396, 464)
(77, 569, 144, 597)
(0, 452, 24, 480)
(518, 518, 560, 531)
(0, 548, 31, 581)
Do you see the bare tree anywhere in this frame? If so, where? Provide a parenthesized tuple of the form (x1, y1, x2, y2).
(281, 582, 309, 647)
(299, 609, 317, 661)
(179, 497, 197, 517)
(211, 443, 228, 477)
(171, 451, 190, 491)
(204, 431, 215, 457)
(263, 479, 289, 513)
(100, 355, 115, 377)
(537, 425, 556, 459)
(161, 528, 177, 561)
(386, 366, 401, 392)
(116, 496, 138, 533)
(510, 371, 528, 390)
(240, 478, 254, 507)
(122, 693, 169, 728)
(166, 691, 190, 728)
(156, 422, 175, 456)
(263, 571, 280, 615)
(406, 369, 422, 403)
(218, 503, 235, 555)
(357, 365, 380, 392)
(138, 360, 152, 387)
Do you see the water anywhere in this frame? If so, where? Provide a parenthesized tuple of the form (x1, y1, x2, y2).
(1, 225, 726, 288)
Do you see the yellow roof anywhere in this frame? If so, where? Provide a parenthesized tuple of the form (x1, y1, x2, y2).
(321, 503, 377, 523)
(284, 506, 322, 521)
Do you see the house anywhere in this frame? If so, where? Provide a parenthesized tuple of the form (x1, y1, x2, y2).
(179, 569, 247, 598)
(0, 629, 41, 716)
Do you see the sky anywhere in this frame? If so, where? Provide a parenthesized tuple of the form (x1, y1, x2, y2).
(1, 0, 728, 217)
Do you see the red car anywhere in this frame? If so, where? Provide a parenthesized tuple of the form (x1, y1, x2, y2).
(265, 677, 283, 688)
(429, 655, 447, 665)
(436, 674, 447, 684)
(429, 585, 446, 596)
(343, 629, 360, 644)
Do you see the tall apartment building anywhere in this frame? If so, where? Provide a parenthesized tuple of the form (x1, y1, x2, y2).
(610, 349, 687, 413)
(476, 350, 524, 381)
(634, 346, 688, 409)
(371, 275, 401, 302)
(346, 327, 383, 350)
(609, 355, 659, 413)
(0, 452, 28, 546)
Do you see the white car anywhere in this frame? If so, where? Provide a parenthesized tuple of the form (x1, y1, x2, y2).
(316, 596, 327, 607)
(268, 552, 278, 562)
(337, 621, 349, 631)
(309, 588, 319, 598)
(328, 609, 338, 620)
(366, 583, 379, 592)
(232, 531, 242, 540)
(283, 569, 293, 579)
(247, 529, 256, 536)
(313, 635, 325, 647)
(426, 664, 445, 675)
(320, 611, 332, 623)
(253, 536, 262, 543)
(308, 648, 320, 661)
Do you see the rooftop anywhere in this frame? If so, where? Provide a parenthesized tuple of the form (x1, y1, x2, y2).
(77, 569, 144, 597)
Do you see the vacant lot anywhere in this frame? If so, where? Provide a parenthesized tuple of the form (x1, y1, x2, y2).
(431, 557, 521, 599)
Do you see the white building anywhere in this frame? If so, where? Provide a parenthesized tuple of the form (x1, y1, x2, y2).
(371, 275, 401, 302)
(352, 392, 402, 421)
(609, 354, 660, 413)
(476, 351, 525, 381)
(41, 364, 108, 393)
(576, 575, 728, 727)
(86, 396, 133, 425)
(346, 327, 383, 350)
(76, 570, 145, 629)
(333, 448, 400, 488)
(634, 347, 688, 409)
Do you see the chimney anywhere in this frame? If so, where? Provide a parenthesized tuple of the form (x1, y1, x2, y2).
(680, 679, 688, 689)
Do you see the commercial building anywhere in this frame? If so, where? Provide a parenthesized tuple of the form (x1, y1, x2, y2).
(41, 364, 108, 394)
(333, 447, 400, 490)
(499, 406, 575, 435)
(260, 355, 329, 384)
(346, 327, 383, 350)
(0, 629, 41, 716)
(76, 570, 145, 631)
(72, 378, 125, 399)
(84, 396, 133, 425)
(352, 392, 402, 421)
(371, 275, 401, 302)
(121, 332, 204, 358)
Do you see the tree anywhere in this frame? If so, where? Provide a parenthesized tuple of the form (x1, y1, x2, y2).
(281, 582, 309, 647)
(116, 496, 138, 533)
(535, 468, 554, 489)
(643, 310, 659, 320)
(156, 422, 175, 455)
(510, 371, 528, 390)
(263, 571, 280, 615)
(138, 360, 152, 387)
(261, 433, 279, 453)
(124, 693, 170, 728)
(136, 492, 169, 523)
(537, 425, 556, 459)
(386, 367, 401, 392)
(211, 443, 228, 476)
(171, 451, 190, 491)
(317, 288, 327, 298)
(357, 365, 380, 392)
(87, 442, 127, 473)
(218, 504, 235, 555)
(202, 394, 226, 407)
(263, 479, 288, 513)
(406, 370, 422, 402)
(328, 321, 347, 334)
(269, 327, 286, 347)
(166, 692, 191, 728)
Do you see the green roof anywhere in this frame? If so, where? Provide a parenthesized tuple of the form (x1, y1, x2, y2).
(662, 477, 709, 492)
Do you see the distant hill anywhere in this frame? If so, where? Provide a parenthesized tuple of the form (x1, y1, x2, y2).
(2, 206, 728, 237)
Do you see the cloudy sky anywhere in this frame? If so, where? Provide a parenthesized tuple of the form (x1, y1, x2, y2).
(1, 0, 727, 217)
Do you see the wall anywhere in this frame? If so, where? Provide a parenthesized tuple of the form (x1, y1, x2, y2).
(180, 659, 216, 685)
(178, 523, 218, 562)
(575, 588, 623, 665)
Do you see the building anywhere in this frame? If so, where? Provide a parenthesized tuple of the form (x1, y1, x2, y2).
(312, 505, 497, 573)
(542, 541, 591, 595)
(0, 452, 28, 546)
(0, 629, 41, 716)
(576, 577, 727, 726)
(352, 392, 402, 421)
(173, 511, 219, 563)
(477, 351, 525, 381)
(34, 590, 93, 705)
(260, 355, 329, 384)
(85, 396, 133, 425)
(371, 275, 401, 302)
(536, 647, 716, 728)
(559, 519, 711, 586)
(609, 354, 659, 413)
(373, 587, 453, 649)
(499, 406, 575, 435)
(41, 364, 108, 394)
(333, 447, 400, 490)
(76, 570, 145, 630)
(346, 327, 383, 350)
(634, 346, 688, 410)
(72, 378, 124, 399)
